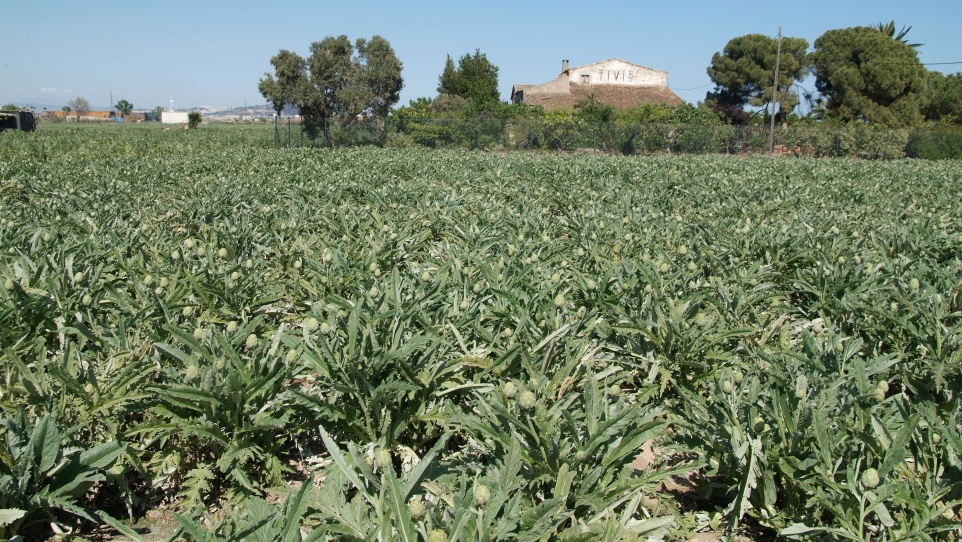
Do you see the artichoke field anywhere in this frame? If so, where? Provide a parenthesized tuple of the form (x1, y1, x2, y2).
(1, 125, 960, 540)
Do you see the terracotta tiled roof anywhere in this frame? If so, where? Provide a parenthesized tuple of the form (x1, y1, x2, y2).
(517, 82, 683, 111)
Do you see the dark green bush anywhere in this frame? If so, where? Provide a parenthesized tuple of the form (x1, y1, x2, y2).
(906, 128, 962, 159)
(187, 112, 202, 129)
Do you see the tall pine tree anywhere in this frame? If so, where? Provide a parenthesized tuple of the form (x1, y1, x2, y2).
(437, 49, 500, 112)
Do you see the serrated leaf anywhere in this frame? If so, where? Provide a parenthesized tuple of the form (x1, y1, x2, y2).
(874, 501, 895, 528)
(318, 426, 376, 507)
(383, 464, 417, 542)
(31, 415, 61, 474)
(97, 510, 145, 542)
(0, 508, 26, 527)
(78, 440, 126, 470)
(276, 480, 312, 542)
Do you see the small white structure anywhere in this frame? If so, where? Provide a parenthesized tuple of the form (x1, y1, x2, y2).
(161, 96, 190, 124)
(161, 111, 189, 124)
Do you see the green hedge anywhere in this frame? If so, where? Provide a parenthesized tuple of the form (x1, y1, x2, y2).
(906, 128, 962, 159)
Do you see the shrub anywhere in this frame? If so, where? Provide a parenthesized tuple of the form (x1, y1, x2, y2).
(187, 112, 202, 129)
(906, 128, 962, 159)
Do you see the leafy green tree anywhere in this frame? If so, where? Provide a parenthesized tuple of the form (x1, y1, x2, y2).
(115, 99, 133, 119)
(357, 36, 404, 118)
(812, 26, 926, 126)
(574, 94, 615, 123)
(187, 111, 202, 129)
(152, 105, 164, 121)
(1, 104, 18, 111)
(705, 34, 811, 124)
(67, 97, 90, 121)
(620, 102, 724, 125)
(394, 94, 469, 121)
(258, 49, 309, 117)
(259, 35, 403, 146)
(437, 49, 501, 112)
(922, 71, 962, 125)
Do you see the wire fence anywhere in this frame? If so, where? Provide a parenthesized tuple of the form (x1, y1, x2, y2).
(272, 117, 962, 159)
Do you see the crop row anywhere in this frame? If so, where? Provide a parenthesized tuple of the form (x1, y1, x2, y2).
(1, 128, 961, 540)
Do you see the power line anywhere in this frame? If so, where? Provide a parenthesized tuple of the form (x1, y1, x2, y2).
(867, 60, 962, 66)
(668, 59, 958, 97)
(669, 83, 713, 91)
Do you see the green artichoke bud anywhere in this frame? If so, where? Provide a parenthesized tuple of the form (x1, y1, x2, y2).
(518, 390, 537, 410)
(408, 497, 426, 519)
(374, 448, 392, 469)
(502, 380, 518, 399)
(473, 484, 491, 507)
(427, 529, 448, 542)
(860, 468, 880, 489)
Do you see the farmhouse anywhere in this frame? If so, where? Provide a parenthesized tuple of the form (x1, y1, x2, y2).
(511, 59, 683, 111)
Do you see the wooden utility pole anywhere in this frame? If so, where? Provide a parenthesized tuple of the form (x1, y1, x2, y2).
(769, 26, 783, 155)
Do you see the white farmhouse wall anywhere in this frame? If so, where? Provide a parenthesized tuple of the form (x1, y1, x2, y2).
(569, 59, 667, 87)
(161, 111, 190, 124)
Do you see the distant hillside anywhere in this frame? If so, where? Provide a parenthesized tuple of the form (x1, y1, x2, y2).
(5, 101, 300, 116)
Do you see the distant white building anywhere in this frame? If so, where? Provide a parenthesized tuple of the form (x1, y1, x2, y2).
(511, 58, 683, 111)
(161, 111, 190, 124)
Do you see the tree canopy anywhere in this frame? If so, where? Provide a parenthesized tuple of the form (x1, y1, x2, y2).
(705, 33, 811, 124)
(573, 95, 616, 124)
(812, 26, 926, 126)
(66, 97, 90, 121)
(259, 35, 403, 145)
(258, 49, 309, 117)
(115, 99, 133, 119)
(437, 49, 501, 112)
(922, 72, 962, 125)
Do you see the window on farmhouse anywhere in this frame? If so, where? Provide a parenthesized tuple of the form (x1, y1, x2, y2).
(581, 74, 590, 84)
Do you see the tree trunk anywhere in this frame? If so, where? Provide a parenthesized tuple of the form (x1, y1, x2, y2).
(322, 116, 334, 148)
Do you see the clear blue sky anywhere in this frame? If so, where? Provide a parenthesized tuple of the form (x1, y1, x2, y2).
(2, 0, 960, 111)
